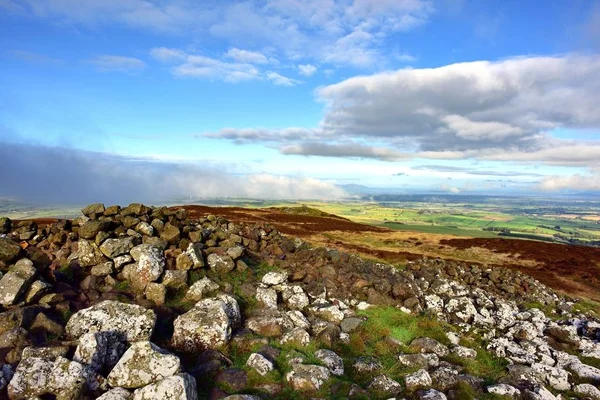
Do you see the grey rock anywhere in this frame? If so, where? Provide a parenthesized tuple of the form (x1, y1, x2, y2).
(405, 369, 432, 391)
(367, 374, 402, 397)
(0, 237, 21, 263)
(0, 260, 37, 306)
(341, 317, 364, 333)
(314, 349, 344, 376)
(246, 353, 274, 376)
(108, 341, 181, 389)
(66, 300, 156, 342)
(97, 387, 133, 400)
(172, 295, 241, 353)
(132, 373, 197, 400)
(574, 383, 600, 400)
(261, 271, 288, 286)
(100, 238, 135, 259)
(486, 383, 521, 397)
(207, 253, 235, 274)
(410, 337, 449, 357)
(286, 364, 330, 391)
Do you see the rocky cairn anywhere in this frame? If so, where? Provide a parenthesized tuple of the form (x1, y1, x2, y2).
(0, 203, 598, 399)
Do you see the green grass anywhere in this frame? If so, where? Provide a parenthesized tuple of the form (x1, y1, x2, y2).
(356, 306, 452, 345)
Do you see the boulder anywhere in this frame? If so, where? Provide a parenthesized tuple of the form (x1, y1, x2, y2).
(574, 383, 600, 400)
(172, 295, 241, 352)
(97, 387, 133, 400)
(418, 389, 447, 400)
(367, 374, 402, 397)
(145, 283, 166, 306)
(246, 353, 274, 376)
(314, 349, 344, 376)
(132, 373, 197, 400)
(486, 383, 521, 397)
(0, 237, 22, 263)
(8, 356, 105, 400)
(79, 220, 111, 240)
(0, 259, 37, 306)
(135, 245, 165, 284)
(78, 239, 105, 267)
(262, 271, 288, 286)
(107, 341, 181, 389)
(410, 337, 449, 357)
(100, 238, 135, 259)
(567, 362, 600, 383)
(286, 364, 330, 391)
(74, 331, 126, 373)
(280, 327, 310, 346)
(186, 278, 219, 301)
(0, 217, 12, 235)
(406, 369, 433, 392)
(256, 286, 278, 309)
(66, 300, 156, 342)
(207, 254, 235, 274)
(82, 203, 106, 217)
(0, 364, 14, 391)
(186, 243, 205, 268)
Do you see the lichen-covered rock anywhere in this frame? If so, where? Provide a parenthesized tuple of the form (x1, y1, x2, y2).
(82, 203, 106, 217)
(74, 331, 126, 373)
(430, 367, 458, 392)
(132, 373, 197, 400)
(262, 271, 288, 286)
(280, 327, 310, 346)
(207, 254, 235, 274)
(418, 388, 447, 400)
(367, 374, 402, 397)
(531, 363, 571, 391)
(286, 310, 311, 330)
(186, 243, 205, 269)
(79, 220, 111, 240)
(406, 369, 432, 392)
(186, 278, 219, 301)
(410, 337, 449, 357)
(0, 237, 22, 263)
(0, 260, 37, 306)
(135, 245, 165, 284)
(66, 300, 156, 342)
(398, 353, 439, 369)
(286, 364, 330, 391)
(308, 301, 345, 324)
(107, 341, 181, 389)
(256, 286, 278, 309)
(145, 283, 166, 306)
(314, 349, 344, 376)
(567, 362, 600, 383)
(97, 387, 133, 400)
(352, 356, 383, 377)
(246, 353, 273, 376)
(172, 295, 240, 353)
(451, 345, 477, 358)
(8, 356, 106, 400)
(574, 383, 600, 400)
(100, 238, 135, 259)
(486, 383, 521, 397)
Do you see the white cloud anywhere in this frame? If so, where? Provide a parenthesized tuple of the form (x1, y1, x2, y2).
(151, 47, 300, 85)
(539, 172, 600, 191)
(298, 64, 317, 76)
(209, 55, 600, 169)
(87, 55, 146, 72)
(266, 71, 301, 86)
(225, 48, 272, 64)
(8, 0, 435, 69)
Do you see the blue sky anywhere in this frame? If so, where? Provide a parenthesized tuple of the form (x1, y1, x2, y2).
(1, 0, 600, 203)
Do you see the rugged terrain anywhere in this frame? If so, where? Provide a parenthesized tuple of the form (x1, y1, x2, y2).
(0, 203, 599, 399)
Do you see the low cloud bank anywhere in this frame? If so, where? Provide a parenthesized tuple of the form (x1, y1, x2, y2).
(0, 142, 346, 205)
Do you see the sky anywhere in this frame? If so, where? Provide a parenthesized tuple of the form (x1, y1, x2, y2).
(1, 0, 600, 204)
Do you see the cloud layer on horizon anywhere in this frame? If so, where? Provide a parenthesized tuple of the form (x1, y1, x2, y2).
(0, 142, 346, 205)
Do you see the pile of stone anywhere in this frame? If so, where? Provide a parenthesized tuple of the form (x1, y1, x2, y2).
(0, 203, 598, 399)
